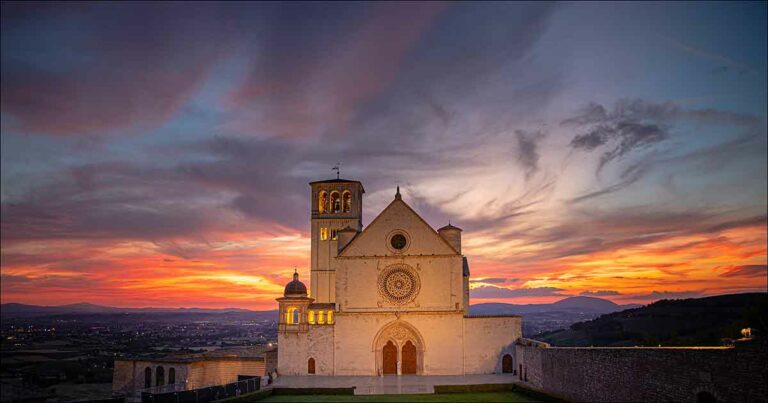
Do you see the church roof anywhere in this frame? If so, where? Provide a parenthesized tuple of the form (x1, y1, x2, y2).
(338, 192, 461, 256)
(309, 178, 365, 192)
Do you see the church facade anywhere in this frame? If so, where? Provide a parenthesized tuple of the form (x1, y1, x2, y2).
(276, 178, 521, 376)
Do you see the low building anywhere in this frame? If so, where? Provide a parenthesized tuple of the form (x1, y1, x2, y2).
(112, 347, 276, 399)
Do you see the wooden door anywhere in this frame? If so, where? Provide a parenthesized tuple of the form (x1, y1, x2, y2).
(382, 341, 397, 375)
(308, 358, 315, 374)
(402, 341, 417, 374)
(502, 354, 513, 373)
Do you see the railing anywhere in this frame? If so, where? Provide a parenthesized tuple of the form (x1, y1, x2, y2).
(141, 377, 260, 403)
(278, 323, 308, 332)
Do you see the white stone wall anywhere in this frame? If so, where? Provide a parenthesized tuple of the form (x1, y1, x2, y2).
(462, 316, 521, 374)
(337, 256, 463, 312)
(335, 199, 464, 313)
(333, 312, 465, 375)
(278, 325, 334, 375)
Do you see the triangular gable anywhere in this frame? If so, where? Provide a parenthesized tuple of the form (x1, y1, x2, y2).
(339, 198, 460, 257)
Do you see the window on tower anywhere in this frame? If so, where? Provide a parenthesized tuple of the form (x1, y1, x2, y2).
(331, 229, 338, 240)
(286, 307, 300, 324)
(342, 191, 352, 213)
(320, 228, 329, 240)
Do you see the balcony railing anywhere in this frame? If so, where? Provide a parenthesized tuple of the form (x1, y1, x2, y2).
(278, 323, 308, 332)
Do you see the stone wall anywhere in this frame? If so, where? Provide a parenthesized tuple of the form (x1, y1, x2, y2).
(515, 339, 767, 402)
(462, 316, 521, 374)
(186, 359, 264, 389)
(113, 358, 265, 396)
(112, 360, 190, 395)
(277, 325, 334, 375)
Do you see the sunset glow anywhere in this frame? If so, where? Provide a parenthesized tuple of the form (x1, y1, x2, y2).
(1, 2, 766, 310)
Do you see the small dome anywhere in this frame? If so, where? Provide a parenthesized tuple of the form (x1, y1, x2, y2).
(438, 223, 462, 232)
(284, 270, 307, 297)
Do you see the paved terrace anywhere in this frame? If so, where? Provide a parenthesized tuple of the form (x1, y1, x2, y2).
(272, 374, 517, 395)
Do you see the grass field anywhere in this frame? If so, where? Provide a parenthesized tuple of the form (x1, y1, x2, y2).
(259, 391, 541, 402)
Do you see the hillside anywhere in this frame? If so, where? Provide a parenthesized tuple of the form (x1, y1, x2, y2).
(535, 292, 767, 347)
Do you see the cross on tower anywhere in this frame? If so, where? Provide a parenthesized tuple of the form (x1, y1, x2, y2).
(332, 162, 341, 179)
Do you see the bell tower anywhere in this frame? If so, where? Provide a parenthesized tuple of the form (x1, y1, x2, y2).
(309, 176, 364, 303)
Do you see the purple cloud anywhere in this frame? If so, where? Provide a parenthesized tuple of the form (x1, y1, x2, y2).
(470, 285, 564, 299)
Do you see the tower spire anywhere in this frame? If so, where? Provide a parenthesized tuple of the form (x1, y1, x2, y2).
(395, 185, 401, 200)
(332, 162, 340, 179)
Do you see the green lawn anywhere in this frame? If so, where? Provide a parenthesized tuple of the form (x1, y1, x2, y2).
(260, 392, 540, 402)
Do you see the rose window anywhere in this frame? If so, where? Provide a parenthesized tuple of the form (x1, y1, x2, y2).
(378, 265, 420, 304)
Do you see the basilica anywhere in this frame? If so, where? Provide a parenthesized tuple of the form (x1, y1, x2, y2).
(277, 177, 521, 376)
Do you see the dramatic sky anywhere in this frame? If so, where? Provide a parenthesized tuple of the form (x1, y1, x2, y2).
(2, 2, 766, 310)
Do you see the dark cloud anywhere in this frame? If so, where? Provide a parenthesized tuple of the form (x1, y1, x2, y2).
(470, 277, 518, 284)
(580, 290, 622, 296)
(1, 2, 238, 135)
(718, 265, 767, 278)
(514, 130, 545, 180)
(563, 99, 761, 173)
(470, 285, 564, 299)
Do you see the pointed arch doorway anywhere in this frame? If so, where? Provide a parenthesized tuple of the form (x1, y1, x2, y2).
(382, 341, 397, 375)
(402, 341, 417, 374)
(373, 321, 425, 375)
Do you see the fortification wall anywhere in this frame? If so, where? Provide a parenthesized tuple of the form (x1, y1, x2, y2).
(515, 340, 767, 402)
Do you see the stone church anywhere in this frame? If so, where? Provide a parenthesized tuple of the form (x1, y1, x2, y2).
(277, 177, 521, 376)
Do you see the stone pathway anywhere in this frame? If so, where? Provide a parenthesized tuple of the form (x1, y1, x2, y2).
(273, 374, 517, 395)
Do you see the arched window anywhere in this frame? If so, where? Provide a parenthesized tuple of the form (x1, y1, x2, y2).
(156, 366, 165, 386)
(144, 367, 152, 388)
(318, 191, 328, 214)
(327, 310, 334, 324)
(342, 191, 352, 213)
(317, 310, 325, 324)
(286, 307, 300, 324)
(330, 191, 340, 213)
(308, 358, 316, 374)
(308, 310, 315, 324)
(168, 368, 175, 385)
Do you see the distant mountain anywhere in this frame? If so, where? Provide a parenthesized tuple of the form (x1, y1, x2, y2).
(535, 292, 767, 347)
(470, 296, 641, 316)
(0, 302, 274, 318)
(469, 296, 643, 337)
